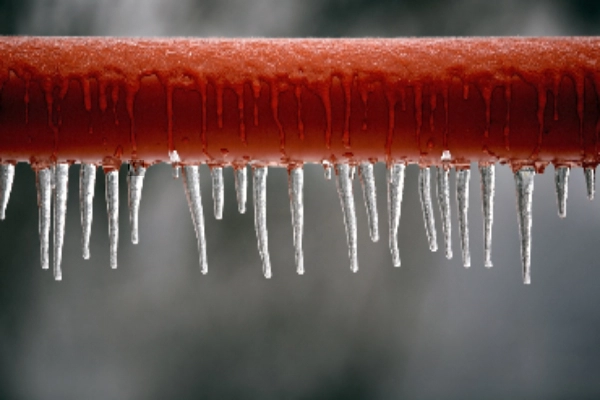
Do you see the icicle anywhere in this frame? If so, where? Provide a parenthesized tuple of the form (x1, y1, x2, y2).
(436, 167, 452, 259)
(514, 167, 536, 285)
(418, 167, 438, 252)
(79, 164, 96, 259)
(211, 166, 224, 220)
(387, 163, 406, 267)
(349, 166, 356, 180)
(554, 166, 569, 218)
(36, 168, 52, 269)
(169, 150, 181, 179)
(253, 167, 272, 278)
(323, 161, 332, 180)
(456, 169, 471, 267)
(182, 166, 208, 274)
(480, 164, 495, 268)
(288, 166, 304, 275)
(105, 170, 119, 269)
(359, 162, 379, 242)
(335, 164, 359, 272)
(127, 164, 146, 244)
(585, 167, 595, 200)
(234, 166, 247, 214)
(0, 163, 15, 220)
(53, 164, 69, 281)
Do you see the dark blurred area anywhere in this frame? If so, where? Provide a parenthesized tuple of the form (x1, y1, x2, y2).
(2, 1, 600, 399)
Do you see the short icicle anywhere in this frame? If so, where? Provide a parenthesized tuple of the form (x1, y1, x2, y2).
(79, 164, 96, 259)
(480, 164, 495, 268)
(288, 166, 304, 275)
(53, 164, 70, 281)
(387, 163, 406, 267)
(359, 162, 379, 242)
(105, 169, 119, 269)
(0, 163, 15, 220)
(418, 167, 438, 252)
(182, 166, 208, 274)
(323, 161, 332, 180)
(554, 166, 569, 218)
(253, 167, 272, 278)
(234, 166, 247, 214)
(436, 167, 452, 259)
(514, 167, 536, 285)
(211, 167, 224, 220)
(36, 168, 52, 269)
(127, 164, 146, 244)
(169, 150, 181, 179)
(456, 169, 471, 267)
(584, 167, 595, 200)
(335, 164, 359, 272)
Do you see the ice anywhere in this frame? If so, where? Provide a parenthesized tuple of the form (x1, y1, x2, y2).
(456, 169, 471, 267)
(288, 166, 304, 275)
(36, 168, 52, 269)
(169, 150, 181, 179)
(234, 166, 247, 214)
(387, 163, 406, 267)
(335, 164, 359, 272)
(182, 166, 208, 274)
(253, 167, 271, 278)
(0, 163, 15, 220)
(105, 170, 119, 269)
(514, 167, 536, 285)
(436, 167, 452, 259)
(211, 167, 224, 220)
(323, 161, 332, 180)
(480, 164, 495, 268)
(585, 166, 595, 200)
(358, 162, 379, 242)
(418, 167, 438, 252)
(554, 166, 569, 218)
(53, 164, 69, 281)
(127, 164, 146, 244)
(79, 164, 96, 259)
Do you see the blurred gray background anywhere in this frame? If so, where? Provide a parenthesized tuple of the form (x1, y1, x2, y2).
(2, 0, 600, 399)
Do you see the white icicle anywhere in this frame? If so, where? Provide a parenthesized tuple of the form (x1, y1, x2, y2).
(585, 166, 595, 200)
(182, 166, 208, 274)
(336, 164, 359, 272)
(419, 167, 438, 252)
(456, 169, 471, 268)
(79, 164, 96, 259)
(288, 166, 304, 275)
(211, 167, 224, 220)
(105, 169, 119, 269)
(36, 168, 52, 270)
(53, 164, 69, 281)
(0, 163, 15, 220)
(479, 164, 495, 268)
(253, 167, 272, 278)
(514, 167, 536, 285)
(127, 164, 146, 244)
(359, 162, 379, 242)
(554, 166, 569, 219)
(387, 163, 405, 267)
(234, 166, 247, 214)
(323, 161, 332, 180)
(169, 150, 181, 179)
(436, 167, 452, 259)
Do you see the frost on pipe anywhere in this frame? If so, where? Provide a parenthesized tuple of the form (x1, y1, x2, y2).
(1, 37, 600, 283)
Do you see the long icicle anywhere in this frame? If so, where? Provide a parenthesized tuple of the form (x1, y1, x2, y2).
(53, 163, 69, 281)
(554, 166, 569, 218)
(211, 166, 224, 220)
(288, 166, 304, 275)
(436, 167, 452, 259)
(419, 167, 438, 252)
(387, 163, 406, 267)
(36, 168, 52, 270)
(359, 162, 379, 242)
(105, 169, 119, 269)
(456, 169, 471, 267)
(0, 163, 15, 220)
(336, 164, 359, 272)
(79, 163, 96, 259)
(480, 164, 495, 268)
(253, 167, 272, 278)
(514, 167, 536, 285)
(127, 164, 146, 244)
(182, 166, 208, 274)
(585, 167, 595, 200)
(234, 166, 247, 214)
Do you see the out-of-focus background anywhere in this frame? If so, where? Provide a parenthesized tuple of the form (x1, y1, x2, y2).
(2, 1, 600, 399)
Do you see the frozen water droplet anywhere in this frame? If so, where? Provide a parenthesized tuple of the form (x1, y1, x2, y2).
(323, 161, 332, 180)
(456, 169, 471, 267)
(419, 167, 438, 252)
(436, 167, 452, 259)
(234, 166, 247, 214)
(441, 150, 452, 161)
(585, 166, 595, 200)
(53, 164, 69, 281)
(514, 167, 535, 285)
(253, 167, 272, 278)
(182, 166, 208, 274)
(288, 166, 304, 275)
(127, 164, 146, 244)
(387, 163, 405, 267)
(554, 166, 569, 218)
(480, 164, 495, 268)
(211, 167, 224, 220)
(169, 150, 181, 179)
(79, 164, 96, 259)
(0, 163, 15, 220)
(336, 164, 359, 272)
(105, 170, 119, 269)
(36, 168, 52, 269)
(358, 163, 379, 242)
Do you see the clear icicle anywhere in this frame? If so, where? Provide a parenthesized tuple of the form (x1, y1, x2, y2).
(182, 166, 208, 274)
(0, 163, 15, 220)
(418, 167, 438, 252)
(53, 164, 69, 281)
(359, 162, 379, 242)
(387, 163, 406, 267)
(480, 164, 495, 268)
(436, 167, 452, 259)
(79, 164, 96, 260)
(127, 164, 146, 244)
(456, 169, 471, 267)
(36, 168, 52, 270)
(323, 161, 332, 180)
(554, 166, 569, 219)
(514, 167, 536, 285)
(105, 170, 119, 269)
(234, 166, 247, 214)
(585, 167, 595, 200)
(211, 167, 224, 220)
(336, 164, 359, 272)
(288, 166, 304, 275)
(169, 150, 181, 179)
(253, 167, 272, 278)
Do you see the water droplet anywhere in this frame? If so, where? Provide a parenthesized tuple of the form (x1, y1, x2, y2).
(127, 164, 146, 244)
(436, 167, 452, 259)
(358, 162, 379, 242)
(53, 164, 70, 281)
(234, 166, 247, 214)
(418, 167, 438, 252)
(0, 164, 15, 220)
(335, 164, 358, 272)
(211, 167, 224, 220)
(79, 164, 96, 259)
(480, 164, 495, 268)
(514, 167, 536, 285)
(554, 166, 569, 218)
(182, 166, 208, 274)
(456, 169, 471, 267)
(387, 163, 405, 267)
(288, 166, 304, 275)
(253, 167, 271, 278)
(36, 168, 52, 269)
(585, 166, 595, 200)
